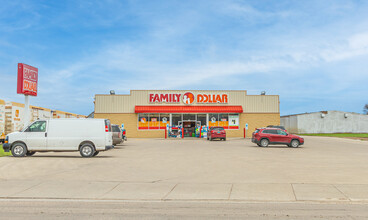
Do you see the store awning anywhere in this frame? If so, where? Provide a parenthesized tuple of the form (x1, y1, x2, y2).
(135, 105, 243, 113)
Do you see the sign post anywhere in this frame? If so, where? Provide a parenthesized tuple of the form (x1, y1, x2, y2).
(17, 63, 38, 127)
(24, 95, 29, 127)
(244, 123, 249, 138)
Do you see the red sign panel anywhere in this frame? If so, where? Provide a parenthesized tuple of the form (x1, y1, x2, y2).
(149, 93, 228, 104)
(17, 63, 38, 96)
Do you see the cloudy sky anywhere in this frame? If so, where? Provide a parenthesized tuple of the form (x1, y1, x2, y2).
(0, 0, 368, 115)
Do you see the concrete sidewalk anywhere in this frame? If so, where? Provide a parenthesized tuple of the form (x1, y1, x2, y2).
(1, 180, 368, 203)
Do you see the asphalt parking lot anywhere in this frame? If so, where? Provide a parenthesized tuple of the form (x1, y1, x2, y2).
(0, 136, 368, 202)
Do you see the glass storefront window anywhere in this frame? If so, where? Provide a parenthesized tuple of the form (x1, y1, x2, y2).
(160, 114, 170, 129)
(197, 114, 206, 127)
(172, 114, 182, 128)
(219, 114, 229, 129)
(148, 114, 160, 129)
(138, 113, 239, 130)
(209, 113, 218, 127)
(183, 114, 196, 121)
(138, 113, 149, 129)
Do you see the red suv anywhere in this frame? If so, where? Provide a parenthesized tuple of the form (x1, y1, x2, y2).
(252, 128, 304, 148)
(207, 126, 226, 141)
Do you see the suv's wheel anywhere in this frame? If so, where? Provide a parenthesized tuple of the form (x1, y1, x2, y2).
(209, 136, 212, 141)
(290, 140, 300, 148)
(26, 151, 36, 156)
(260, 139, 269, 147)
(80, 143, 95, 157)
(11, 143, 27, 157)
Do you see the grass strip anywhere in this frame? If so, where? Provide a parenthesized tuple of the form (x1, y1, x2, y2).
(300, 133, 368, 138)
(0, 144, 12, 157)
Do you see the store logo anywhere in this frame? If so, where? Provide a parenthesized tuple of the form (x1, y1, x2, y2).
(183, 92, 195, 104)
(149, 93, 181, 103)
(197, 94, 228, 103)
(149, 92, 228, 104)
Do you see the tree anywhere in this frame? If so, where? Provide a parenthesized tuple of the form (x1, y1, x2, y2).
(364, 104, 368, 115)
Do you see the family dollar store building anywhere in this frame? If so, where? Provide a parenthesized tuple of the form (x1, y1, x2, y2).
(94, 90, 280, 138)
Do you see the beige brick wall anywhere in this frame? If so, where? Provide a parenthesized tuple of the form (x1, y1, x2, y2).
(95, 113, 279, 138)
(227, 113, 280, 138)
(95, 113, 165, 138)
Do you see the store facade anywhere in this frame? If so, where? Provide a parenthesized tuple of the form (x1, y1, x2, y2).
(94, 90, 280, 138)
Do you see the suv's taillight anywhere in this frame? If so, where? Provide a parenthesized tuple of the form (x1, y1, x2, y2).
(123, 130, 126, 135)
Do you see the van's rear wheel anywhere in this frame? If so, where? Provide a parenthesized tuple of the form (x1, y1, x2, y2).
(80, 143, 95, 157)
(12, 143, 27, 157)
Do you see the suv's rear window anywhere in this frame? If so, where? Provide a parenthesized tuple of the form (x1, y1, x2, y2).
(212, 127, 224, 131)
(262, 129, 278, 134)
(112, 126, 120, 132)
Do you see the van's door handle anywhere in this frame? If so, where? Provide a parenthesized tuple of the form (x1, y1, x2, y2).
(45, 133, 47, 137)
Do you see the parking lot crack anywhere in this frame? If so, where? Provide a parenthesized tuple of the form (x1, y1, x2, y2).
(333, 184, 351, 201)
(228, 183, 234, 200)
(7, 181, 43, 197)
(162, 183, 178, 200)
(291, 183, 297, 201)
(99, 182, 121, 198)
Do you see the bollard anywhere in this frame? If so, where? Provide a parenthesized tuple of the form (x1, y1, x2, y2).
(182, 127, 184, 138)
(244, 128, 246, 138)
(165, 127, 167, 139)
(199, 127, 202, 138)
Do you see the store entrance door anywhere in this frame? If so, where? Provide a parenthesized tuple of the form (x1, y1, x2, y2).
(183, 121, 196, 137)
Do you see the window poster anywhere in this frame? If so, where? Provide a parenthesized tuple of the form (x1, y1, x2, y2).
(229, 115, 239, 129)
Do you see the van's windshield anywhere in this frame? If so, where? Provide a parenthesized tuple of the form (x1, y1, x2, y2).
(21, 121, 36, 132)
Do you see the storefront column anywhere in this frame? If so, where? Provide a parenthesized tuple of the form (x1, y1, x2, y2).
(169, 114, 172, 129)
(206, 114, 209, 128)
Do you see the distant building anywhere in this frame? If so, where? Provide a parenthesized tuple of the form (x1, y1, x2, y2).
(0, 99, 86, 135)
(281, 111, 368, 134)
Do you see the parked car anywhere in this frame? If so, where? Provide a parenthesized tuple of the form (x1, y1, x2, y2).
(112, 124, 123, 145)
(3, 118, 114, 157)
(267, 125, 286, 130)
(252, 127, 304, 148)
(207, 126, 226, 141)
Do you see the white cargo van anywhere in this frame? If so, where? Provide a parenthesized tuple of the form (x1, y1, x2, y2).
(3, 118, 114, 157)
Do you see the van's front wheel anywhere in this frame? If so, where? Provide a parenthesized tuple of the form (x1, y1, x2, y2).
(12, 143, 27, 157)
(80, 144, 95, 157)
